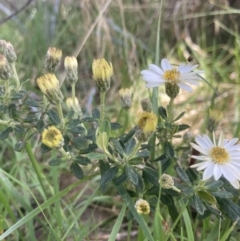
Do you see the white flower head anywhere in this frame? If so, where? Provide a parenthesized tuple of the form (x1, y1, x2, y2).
(140, 58, 203, 92)
(190, 132, 240, 189)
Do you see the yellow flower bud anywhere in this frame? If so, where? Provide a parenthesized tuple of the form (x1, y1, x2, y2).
(140, 98, 152, 112)
(92, 58, 113, 92)
(37, 73, 63, 104)
(66, 97, 82, 117)
(119, 88, 132, 110)
(64, 56, 78, 83)
(45, 47, 62, 72)
(135, 199, 150, 215)
(0, 54, 12, 80)
(42, 126, 64, 149)
(137, 111, 157, 134)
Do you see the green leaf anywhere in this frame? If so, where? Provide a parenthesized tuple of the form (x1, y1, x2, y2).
(47, 109, 60, 125)
(160, 194, 173, 206)
(49, 158, 62, 166)
(158, 106, 167, 120)
(67, 119, 81, 128)
(70, 162, 83, 179)
(14, 141, 26, 152)
(175, 165, 191, 185)
(164, 141, 175, 159)
(142, 167, 159, 186)
(176, 124, 190, 132)
(92, 108, 100, 119)
(217, 198, 240, 225)
(145, 186, 159, 196)
(71, 137, 89, 150)
(115, 184, 154, 241)
(0, 127, 13, 140)
(193, 194, 205, 215)
(36, 120, 45, 132)
(120, 127, 137, 144)
(100, 166, 119, 186)
(81, 117, 96, 122)
(205, 180, 223, 191)
(136, 150, 150, 158)
(110, 122, 122, 130)
(8, 103, 18, 119)
(125, 165, 139, 186)
(0, 105, 7, 114)
(24, 98, 41, 107)
(135, 175, 144, 193)
(67, 126, 85, 134)
(114, 173, 128, 185)
(211, 190, 233, 199)
(111, 139, 125, 155)
(125, 137, 136, 155)
(198, 190, 217, 204)
(204, 203, 222, 218)
(23, 115, 38, 123)
(96, 132, 109, 152)
(74, 156, 91, 165)
(172, 111, 185, 122)
(11, 92, 23, 100)
(100, 120, 111, 134)
(40, 143, 51, 153)
(14, 125, 25, 135)
(186, 168, 198, 182)
(87, 152, 108, 160)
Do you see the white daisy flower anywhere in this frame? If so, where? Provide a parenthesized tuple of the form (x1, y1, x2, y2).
(190, 133, 240, 189)
(140, 58, 203, 92)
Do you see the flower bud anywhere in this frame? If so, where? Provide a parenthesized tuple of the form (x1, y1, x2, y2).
(37, 73, 63, 104)
(0, 54, 13, 80)
(45, 47, 62, 72)
(5, 41, 17, 63)
(141, 98, 152, 112)
(165, 82, 180, 99)
(159, 174, 180, 192)
(66, 97, 82, 117)
(135, 199, 150, 215)
(207, 109, 223, 132)
(119, 88, 132, 110)
(92, 58, 113, 92)
(42, 126, 64, 149)
(64, 56, 78, 83)
(0, 40, 7, 56)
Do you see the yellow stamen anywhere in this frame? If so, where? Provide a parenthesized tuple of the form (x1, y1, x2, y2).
(210, 147, 229, 164)
(163, 68, 180, 84)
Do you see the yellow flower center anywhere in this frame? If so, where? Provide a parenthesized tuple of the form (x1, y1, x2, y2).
(45, 129, 59, 141)
(210, 147, 229, 164)
(163, 68, 180, 84)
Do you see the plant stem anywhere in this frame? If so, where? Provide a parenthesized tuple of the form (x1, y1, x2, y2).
(100, 91, 106, 129)
(168, 97, 174, 123)
(25, 142, 48, 199)
(71, 83, 76, 107)
(56, 102, 65, 129)
(10, 62, 20, 91)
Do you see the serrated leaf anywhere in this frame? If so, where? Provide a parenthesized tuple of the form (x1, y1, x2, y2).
(100, 166, 119, 186)
(70, 162, 83, 179)
(175, 165, 191, 185)
(49, 158, 62, 166)
(110, 122, 122, 130)
(142, 167, 159, 186)
(92, 108, 100, 119)
(87, 152, 108, 160)
(164, 141, 175, 159)
(111, 139, 125, 155)
(36, 120, 45, 132)
(193, 194, 205, 215)
(0, 127, 13, 140)
(125, 165, 139, 186)
(67, 126, 85, 134)
(198, 190, 217, 204)
(217, 198, 240, 224)
(40, 143, 51, 153)
(47, 109, 60, 125)
(158, 106, 167, 120)
(24, 98, 41, 107)
(14, 141, 26, 152)
(172, 111, 185, 122)
(125, 137, 136, 155)
(74, 156, 91, 165)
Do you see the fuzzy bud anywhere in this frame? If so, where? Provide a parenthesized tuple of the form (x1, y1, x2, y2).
(0, 54, 13, 80)
(64, 56, 78, 83)
(207, 109, 223, 132)
(119, 88, 132, 110)
(165, 83, 180, 99)
(92, 58, 113, 92)
(141, 98, 152, 112)
(66, 97, 82, 117)
(45, 47, 62, 72)
(135, 199, 150, 215)
(5, 41, 17, 63)
(159, 174, 180, 192)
